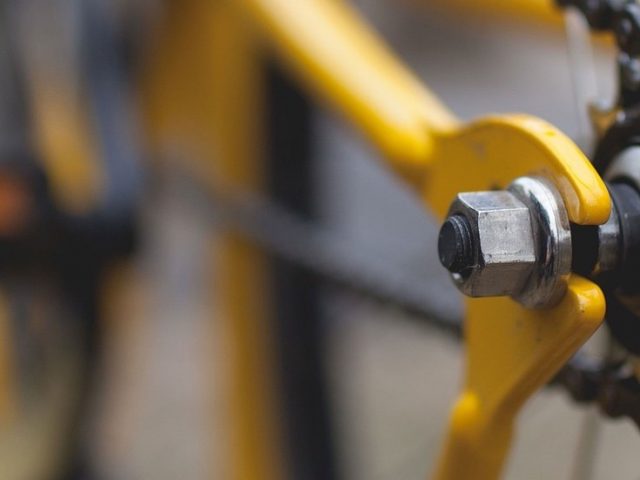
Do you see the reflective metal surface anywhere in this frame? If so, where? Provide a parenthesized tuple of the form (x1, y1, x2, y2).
(596, 203, 621, 273)
(440, 176, 572, 308)
(445, 190, 536, 298)
(508, 176, 572, 308)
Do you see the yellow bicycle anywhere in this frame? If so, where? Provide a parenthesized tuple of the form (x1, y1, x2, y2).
(1, 0, 639, 479)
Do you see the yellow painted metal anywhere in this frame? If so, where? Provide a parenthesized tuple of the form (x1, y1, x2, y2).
(238, 0, 610, 223)
(425, 115, 608, 479)
(21, 65, 103, 215)
(139, 1, 285, 479)
(0, 292, 15, 424)
(433, 277, 604, 479)
(239, 1, 610, 479)
(239, 0, 457, 181)
(421, 115, 609, 478)
(412, 0, 561, 24)
(425, 115, 610, 224)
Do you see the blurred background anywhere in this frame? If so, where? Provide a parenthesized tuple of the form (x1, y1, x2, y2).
(0, 1, 638, 479)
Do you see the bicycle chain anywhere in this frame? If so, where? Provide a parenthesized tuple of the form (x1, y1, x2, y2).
(170, 169, 462, 335)
(556, 0, 640, 427)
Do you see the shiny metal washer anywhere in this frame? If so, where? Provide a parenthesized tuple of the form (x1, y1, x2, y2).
(508, 176, 572, 309)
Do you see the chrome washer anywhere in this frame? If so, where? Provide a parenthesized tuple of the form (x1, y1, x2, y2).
(508, 176, 572, 309)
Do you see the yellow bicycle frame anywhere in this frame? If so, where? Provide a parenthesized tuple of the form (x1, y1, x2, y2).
(139, 0, 609, 479)
(416, 0, 561, 24)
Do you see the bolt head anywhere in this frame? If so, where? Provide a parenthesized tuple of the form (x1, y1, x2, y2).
(446, 191, 536, 297)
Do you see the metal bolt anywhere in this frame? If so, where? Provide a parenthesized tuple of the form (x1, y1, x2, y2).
(438, 215, 475, 273)
(440, 189, 537, 299)
(438, 176, 572, 308)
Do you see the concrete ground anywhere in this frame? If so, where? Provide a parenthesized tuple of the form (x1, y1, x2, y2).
(90, 3, 640, 479)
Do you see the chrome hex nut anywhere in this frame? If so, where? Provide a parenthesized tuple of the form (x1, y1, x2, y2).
(446, 190, 537, 298)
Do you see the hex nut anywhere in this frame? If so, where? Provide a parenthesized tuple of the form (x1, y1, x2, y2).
(446, 191, 536, 298)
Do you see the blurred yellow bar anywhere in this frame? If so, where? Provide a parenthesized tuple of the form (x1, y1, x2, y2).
(139, 2, 286, 479)
(240, 0, 457, 181)
(413, 0, 562, 24)
(0, 293, 14, 424)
